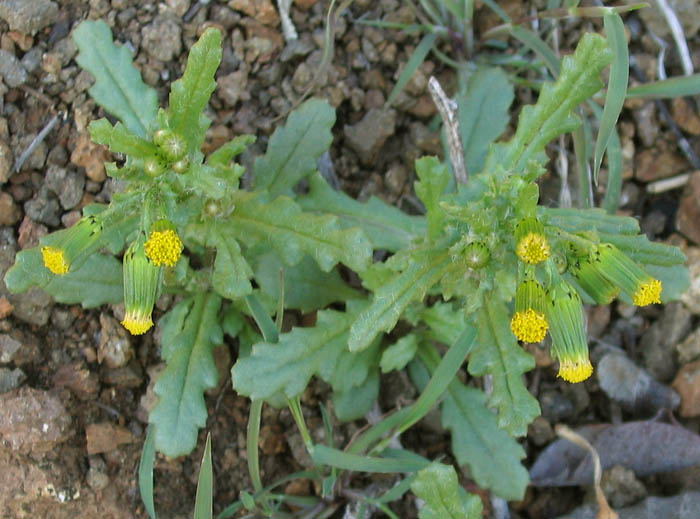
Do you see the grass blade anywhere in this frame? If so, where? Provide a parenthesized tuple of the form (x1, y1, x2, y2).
(193, 433, 213, 519)
(626, 73, 700, 98)
(138, 425, 157, 519)
(510, 26, 560, 77)
(385, 32, 438, 108)
(311, 445, 429, 473)
(245, 293, 278, 343)
(593, 13, 628, 185)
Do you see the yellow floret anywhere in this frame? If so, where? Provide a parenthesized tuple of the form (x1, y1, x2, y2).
(121, 311, 154, 335)
(510, 308, 549, 343)
(516, 233, 551, 265)
(144, 229, 183, 267)
(41, 246, 70, 275)
(633, 279, 662, 306)
(557, 358, 594, 383)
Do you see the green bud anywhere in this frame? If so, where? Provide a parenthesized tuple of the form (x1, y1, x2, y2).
(464, 241, 490, 269)
(121, 238, 162, 335)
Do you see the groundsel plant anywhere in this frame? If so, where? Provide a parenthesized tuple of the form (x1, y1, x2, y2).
(3, 13, 690, 519)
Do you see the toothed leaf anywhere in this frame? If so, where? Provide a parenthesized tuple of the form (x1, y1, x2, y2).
(411, 463, 483, 519)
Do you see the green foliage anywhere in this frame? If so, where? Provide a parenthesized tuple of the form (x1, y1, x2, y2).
(380, 334, 419, 373)
(194, 434, 213, 519)
(73, 20, 158, 137)
(149, 294, 223, 457)
(411, 463, 483, 519)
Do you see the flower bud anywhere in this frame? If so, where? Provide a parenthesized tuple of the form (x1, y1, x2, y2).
(40, 215, 103, 275)
(121, 239, 162, 335)
(464, 241, 490, 269)
(591, 243, 662, 306)
(160, 132, 187, 162)
(144, 156, 166, 177)
(515, 217, 550, 265)
(144, 220, 183, 268)
(510, 279, 548, 343)
(171, 156, 189, 174)
(545, 281, 593, 383)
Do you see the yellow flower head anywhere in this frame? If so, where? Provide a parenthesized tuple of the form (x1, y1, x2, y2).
(591, 243, 662, 307)
(511, 308, 548, 343)
(515, 218, 550, 265)
(121, 310, 154, 335)
(558, 356, 594, 384)
(633, 278, 662, 306)
(144, 220, 183, 267)
(41, 246, 70, 275)
(40, 215, 103, 275)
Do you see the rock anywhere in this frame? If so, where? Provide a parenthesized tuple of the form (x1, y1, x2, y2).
(540, 390, 575, 423)
(672, 360, 700, 417)
(681, 247, 700, 313)
(17, 215, 48, 249)
(631, 101, 658, 147)
(409, 122, 442, 155)
(137, 363, 165, 423)
(102, 360, 143, 388)
(0, 297, 12, 319)
(0, 387, 72, 454)
(44, 165, 85, 210)
(672, 97, 700, 135)
(230, 0, 280, 26)
(24, 187, 60, 227)
(0, 50, 27, 88)
(217, 67, 250, 107)
(0, 0, 59, 35)
(528, 416, 554, 446)
(141, 14, 182, 62)
(640, 302, 691, 382)
(52, 363, 99, 400)
(10, 287, 52, 326)
(85, 423, 134, 455)
(0, 334, 22, 364)
(600, 465, 647, 509)
(343, 108, 397, 166)
(70, 132, 109, 182)
(0, 368, 25, 393)
(0, 139, 12, 183)
(97, 313, 133, 369)
(678, 172, 700, 244)
(384, 162, 408, 197)
(634, 146, 689, 183)
(0, 192, 21, 226)
(598, 352, 680, 414)
(678, 328, 700, 364)
(557, 490, 700, 519)
(637, 0, 700, 38)
(165, 0, 190, 16)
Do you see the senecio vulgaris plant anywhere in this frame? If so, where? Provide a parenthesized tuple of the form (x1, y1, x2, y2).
(4, 15, 691, 519)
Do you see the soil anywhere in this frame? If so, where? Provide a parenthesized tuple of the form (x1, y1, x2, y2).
(1, 1, 700, 518)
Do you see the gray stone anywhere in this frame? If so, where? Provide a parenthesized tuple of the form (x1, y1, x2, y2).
(678, 328, 700, 364)
(15, 133, 47, 171)
(641, 302, 691, 382)
(0, 139, 12, 183)
(10, 287, 52, 326)
(343, 108, 397, 166)
(600, 465, 647, 509)
(20, 47, 43, 74)
(141, 14, 182, 62)
(44, 165, 85, 209)
(0, 50, 28, 88)
(638, 0, 700, 38)
(0, 0, 59, 35)
(0, 367, 26, 393)
(540, 390, 575, 423)
(24, 186, 61, 226)
(217, 67, 250, 107)
(0, 334, 22, 364)
(98, 313, 133, 369)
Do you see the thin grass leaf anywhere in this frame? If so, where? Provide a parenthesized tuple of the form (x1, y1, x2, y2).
(510, 26, 561, 77)
(312, 445, 429, 473)
(138, 425, 157, 519)
(602, 119, 623, 214)
(593, 13, 628, 185)
(626, 73, 700, 98)
(73, 20, 158, 137)
(481, 0, 511, 22)
(246, 400, 264, 495)
(572, 118, 592, 207)
(385, 33, 438, 108)
(245, 293, 279, 343)
(194, 433, 213, 519)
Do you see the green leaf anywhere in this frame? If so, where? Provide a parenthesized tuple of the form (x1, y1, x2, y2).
(207, 134, 256, 167)
(312, 445, 430, 473)
(646, 264, 690, 303)
(168, 28, 222, 154)
(150, 293, 223, 457)
(298, 172, 426, 252)
(333, 369, 379, 421)
(4, 248, 123, 307)
(411, 463, 482, 519)
(83, 203, 139, 255)
(253, 251, 358, 312)
(597, 232, 687, 267)
(594, 13, 628, 185)
(411, 352, 529, 501)
(414, 157, 449, 241)
(229, 191, 371, 273)
(543, 207, 641, 235)
(380, 334, 419, 373)
(88, 118, 159, 159)
(194, 434, 213, 519)
(626, 73, 700, 99)
(485, 33, 612, 173)
(510, 25, 560, 76)
(208, 226, 254, 299)
(73, 20, 158, 137)
(407, 301, 467, 346)
(253, 98, 335, 196)
(232, 303, 363, 400)
(138, 425, 157, 519)
(349, 249, 451, 352)
(469, 296, 539, 437)
(457, 67, 514, 175)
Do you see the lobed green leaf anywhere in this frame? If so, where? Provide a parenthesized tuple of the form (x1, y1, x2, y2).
(253, 98, 335, 196)
(208, 226, 254, 299)
(469, 296, 540, 437)
(411, 463, 483, 519)
(168, 28, 222, 154)
(543, 207, 640, 235)
(333, 370, 380, 421)
(380, 334, 419, 373)
(150, 293, 223, 457)
(414, 157, 449, 240)
(88, 118, 158, 159)
(229, 191, 372, 274)
(73, 20, 158, 137)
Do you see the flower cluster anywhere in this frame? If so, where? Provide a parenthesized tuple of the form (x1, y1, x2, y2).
(509, 217, 663, 383)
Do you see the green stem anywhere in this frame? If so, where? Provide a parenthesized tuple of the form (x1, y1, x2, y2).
(288, 396, 313, 451)
(247, 399, 264, 494)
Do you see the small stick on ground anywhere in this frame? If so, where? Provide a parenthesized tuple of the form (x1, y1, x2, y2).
(12, 113, 61, 174)
(428, 76, 467, 185)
